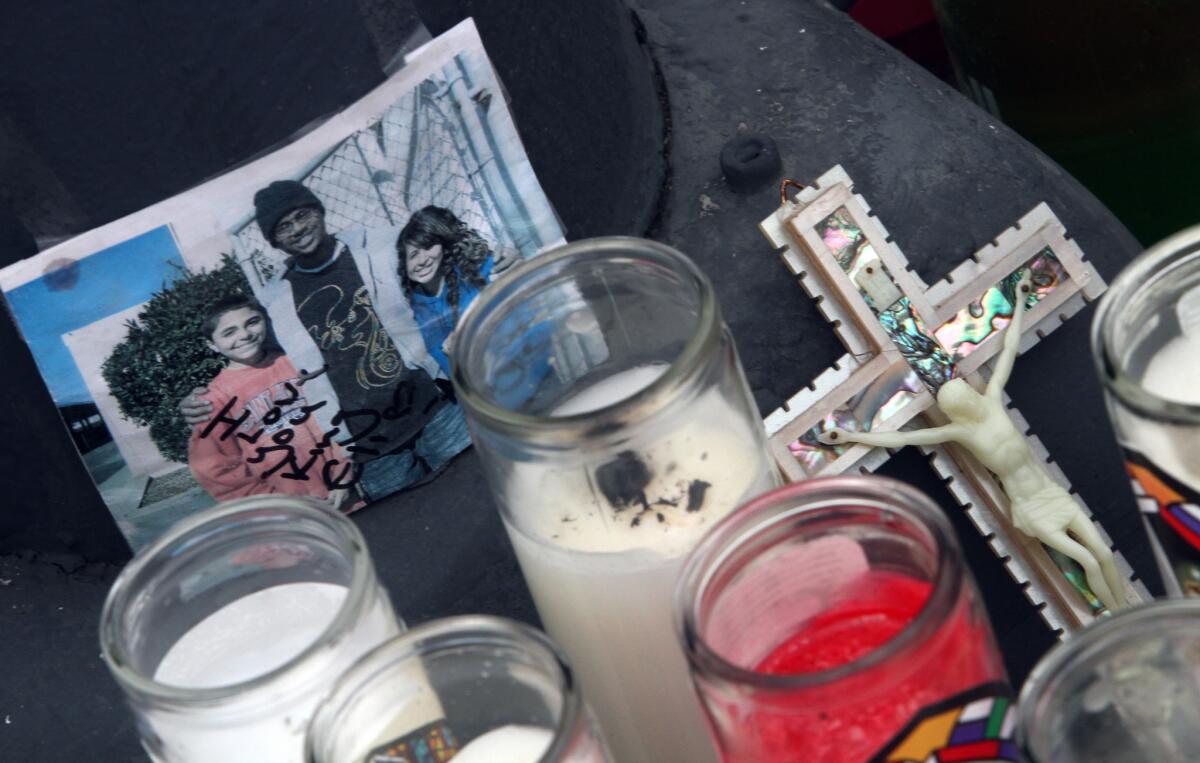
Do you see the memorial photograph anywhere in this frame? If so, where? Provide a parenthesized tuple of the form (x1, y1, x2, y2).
(0, 23, 561, 550)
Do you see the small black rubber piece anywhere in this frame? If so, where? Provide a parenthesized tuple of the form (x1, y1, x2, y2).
(719, 133, 782, 193)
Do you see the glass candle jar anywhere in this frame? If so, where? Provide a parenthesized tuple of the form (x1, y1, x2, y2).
(1092, 225, 1200, 597)
(1019, 599, 1200, 762)
(99, 495, 399, 762)
(451, 237, 780, 763)
(307, 615, 610, 762)
(675, 476, 1012, 763)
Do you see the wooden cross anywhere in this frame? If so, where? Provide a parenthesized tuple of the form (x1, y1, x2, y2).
(759, 166, 1147, 636)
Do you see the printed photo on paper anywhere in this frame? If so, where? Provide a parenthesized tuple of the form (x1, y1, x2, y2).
(0, 20, 563, 549)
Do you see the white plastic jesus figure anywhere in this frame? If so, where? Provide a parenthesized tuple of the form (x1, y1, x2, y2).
(820, 273, 1126, 611)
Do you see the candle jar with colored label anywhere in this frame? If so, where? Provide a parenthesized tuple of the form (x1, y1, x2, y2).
(1019, 599, 1200, 761)
(451, 237, 780, 763)
(1092, 225, 1200, 597)
(675, 476, 1013, 763)
(99, 496, 399, 763)
(307, 615, 610, 762)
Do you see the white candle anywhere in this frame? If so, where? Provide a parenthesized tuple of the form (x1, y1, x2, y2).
(453, 725, 554, 763)
(504, 365, 778, 763)
(144, 582, 399, 763)
(155, 582, 346, 688)
(1132, 334, 1200, 493)
(1142, 334, 1200, 406)
(551, 363, 668, 416)
(1119, 333, 1200, 597)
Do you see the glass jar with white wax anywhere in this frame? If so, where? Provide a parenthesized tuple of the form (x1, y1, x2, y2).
(306, 615, 610, 762)
(99, 496, 399, 763)
(1019, 599, 1200, 762)
(1093, 225, 1200, 597)
(451, 237, 781, 763)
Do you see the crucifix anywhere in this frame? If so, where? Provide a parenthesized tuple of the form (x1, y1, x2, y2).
(759, 166, 1148, 635)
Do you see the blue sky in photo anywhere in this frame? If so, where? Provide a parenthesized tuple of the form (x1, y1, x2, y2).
(5, 226, 185, 406)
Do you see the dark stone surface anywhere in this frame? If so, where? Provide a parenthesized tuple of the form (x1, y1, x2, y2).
(0, 0, 1162, 757)
(0, 2, 386, 239)
(0, 554, 132, 758)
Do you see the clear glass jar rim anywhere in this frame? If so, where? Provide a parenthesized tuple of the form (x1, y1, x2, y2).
(305, 615, 582, 763)
(98, 495, 375, 704)
(450, 236, 721, 440)
(674, 476, 963, 692)
(1092, 224, 1200, 424)
(1017, 598, 1200, 758)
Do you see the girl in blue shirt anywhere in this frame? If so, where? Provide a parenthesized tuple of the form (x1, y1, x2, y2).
(396, 207, 555, 409)
(397, 206, 496, 374)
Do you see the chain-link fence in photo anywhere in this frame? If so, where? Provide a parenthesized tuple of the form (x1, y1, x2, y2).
(233, 52, 541, 286)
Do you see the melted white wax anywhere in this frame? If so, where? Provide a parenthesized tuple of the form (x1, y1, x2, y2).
(1133, 335, 1200, 493)
(551, 363, 667, 416)
(143, 582, 398, 763)
(453, 725, 554, 763)
(505, 364, 777, 763)
(155, 582, 346, 688)
(1142, 334, 1200, 405)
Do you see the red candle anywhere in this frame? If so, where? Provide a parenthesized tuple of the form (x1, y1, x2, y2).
(746, 571, 1005, 762)
(757, 572, 928, 675)
(676, 478, 1016, 763)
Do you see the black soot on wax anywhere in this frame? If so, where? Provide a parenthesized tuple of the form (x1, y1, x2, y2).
(596, 450, 653, 511)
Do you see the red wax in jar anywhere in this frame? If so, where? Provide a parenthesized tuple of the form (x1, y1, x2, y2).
(715, 570, 1005, 763)
(758, 573, 928, 676)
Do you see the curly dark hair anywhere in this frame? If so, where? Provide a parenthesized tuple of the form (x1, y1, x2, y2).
(397, 206, 491, 322)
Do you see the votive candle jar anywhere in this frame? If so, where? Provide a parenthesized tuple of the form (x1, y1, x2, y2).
(1092, 224, 1200, 596)
(675, 476, 1011, 763)
(99, 495, 399, 762)
(306, 615, 610, 762)
(451, 237, 780, 763)
(1019, 599, 1200, 762)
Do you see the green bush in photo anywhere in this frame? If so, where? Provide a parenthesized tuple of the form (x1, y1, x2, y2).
(102, 254, 253, 463)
